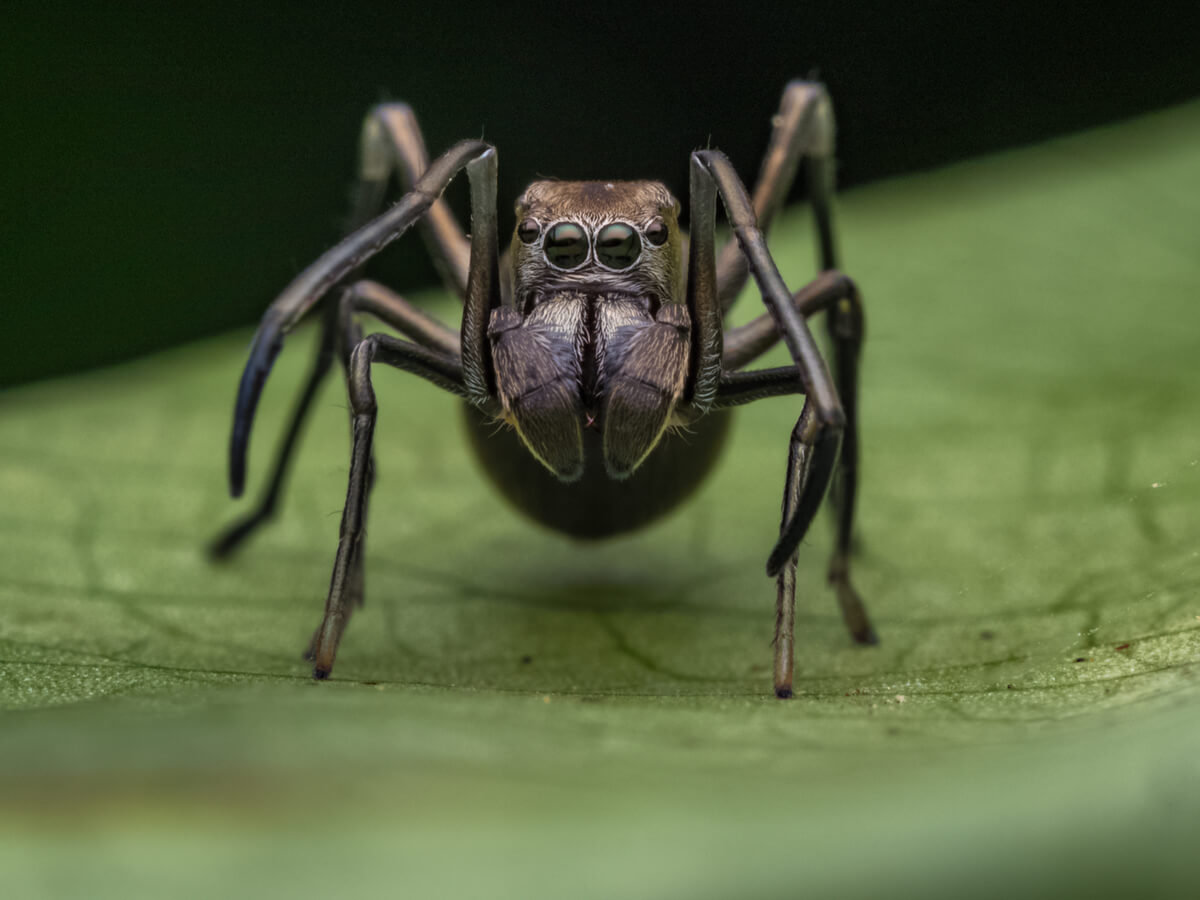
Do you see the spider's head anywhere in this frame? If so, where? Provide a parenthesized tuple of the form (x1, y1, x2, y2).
(510, 180, 682, 305)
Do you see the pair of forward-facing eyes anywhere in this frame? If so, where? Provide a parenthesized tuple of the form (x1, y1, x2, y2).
(515, 217, 670, 271)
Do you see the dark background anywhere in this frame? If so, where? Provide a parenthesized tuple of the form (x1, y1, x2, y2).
(3, 2, 1197, 388)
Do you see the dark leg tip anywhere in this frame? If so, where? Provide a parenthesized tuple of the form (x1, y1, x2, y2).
(765, 548, 788, 578)
(775, 686, 794, 700)
(854, 626, 880, 646)
(207, 511, 271, 562)
(312, 666, 331, 681)
(207, 531, 239, 562)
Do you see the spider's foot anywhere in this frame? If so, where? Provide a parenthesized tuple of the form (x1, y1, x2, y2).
(306, 622, 344, 679)
(774, 684, 794, 700)
(829, 555, 878, 646)
(207, 514, 265, 562)
(852, 623, 880, 646)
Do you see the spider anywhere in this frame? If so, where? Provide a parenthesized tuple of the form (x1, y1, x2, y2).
(214, 81, 877, 698)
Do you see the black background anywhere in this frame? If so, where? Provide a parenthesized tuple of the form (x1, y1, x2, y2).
(3, 2, 1197, 387)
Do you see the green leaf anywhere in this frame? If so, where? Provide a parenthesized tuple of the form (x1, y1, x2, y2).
(3, 102, 1199, 899)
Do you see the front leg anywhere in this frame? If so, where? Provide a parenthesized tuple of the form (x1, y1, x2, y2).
(308, 150, 502, 678)
(722, 271, 867, 600)
(685, 149, 875, 698)
(227, 139, 492, 499)
(308, 335, 468, 678)
(211, 279, 463, 561)
(692, 149, 844, 566)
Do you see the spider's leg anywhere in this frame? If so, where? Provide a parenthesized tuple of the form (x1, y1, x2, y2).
(210, 300, 336, 559)
(319, 204, 497, 611)
(227, 140, 492, 500)
(340, 144, 497, 612)
(340, 280, 462, 357)
(694, 149, 841, 565)
(321, 280, 460, 614)
(681, 149, 726, 413)
(772, 399, 817, 698)
(712, 364, 875, 659)
(715, 81, 838, 313)
(722, 271, 866, 590)
(688, 149, 875, 698)
(711, 371, 874, 698)
(307, 335, 470, 676)
(301, 294, 461, 653)
(708, 365, 803, 408)
(210, 280, 463, 560)
(353, 105, 471, 299)
(308, 150, 501, 678)
(721, 270, 859, 371)
(216, 120, 481, 558)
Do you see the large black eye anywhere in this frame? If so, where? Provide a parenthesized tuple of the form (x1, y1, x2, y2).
(595, 223, 641, 269)
(543, 222, 589, 269)
(645, 217, 668, 246)
(517, 218, 540, 244)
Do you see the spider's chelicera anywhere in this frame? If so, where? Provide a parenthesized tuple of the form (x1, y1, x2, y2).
(214, 81, 878, 698)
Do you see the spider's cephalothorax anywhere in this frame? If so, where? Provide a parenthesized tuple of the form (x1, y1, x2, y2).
(492, 180, 688, 482)
(217, 82, 879, 698)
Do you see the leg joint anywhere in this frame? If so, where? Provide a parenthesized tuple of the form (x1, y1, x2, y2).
(347, 337, 379, 416)
(782, 81, 834, 157)
(820, 404, 847, 432)
(794, 403, 845, 443)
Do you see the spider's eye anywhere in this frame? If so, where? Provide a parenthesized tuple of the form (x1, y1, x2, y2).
(595, 223, 641, 270)
(517, 218, 540, 244)
(645, 217, 668, 246)
(543, 222, 589, 269)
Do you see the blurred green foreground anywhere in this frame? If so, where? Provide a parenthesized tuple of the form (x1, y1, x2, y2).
(1, 103, 1198, 898)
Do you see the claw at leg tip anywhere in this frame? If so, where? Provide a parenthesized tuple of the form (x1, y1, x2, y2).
(774, 685, 794, 699)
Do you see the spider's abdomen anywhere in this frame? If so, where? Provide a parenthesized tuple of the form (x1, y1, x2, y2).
(487, 291, 691, 483)
(462, 401, 731, 539)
